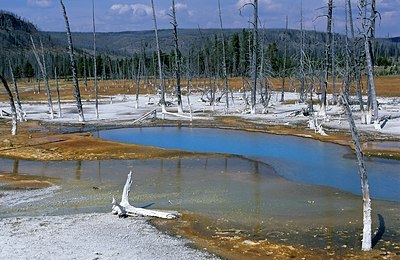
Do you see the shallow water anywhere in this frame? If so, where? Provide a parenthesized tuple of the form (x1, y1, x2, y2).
(1, 127, 399, 251)
(98, 127, 400, 202)
(0, 156, 399, 251)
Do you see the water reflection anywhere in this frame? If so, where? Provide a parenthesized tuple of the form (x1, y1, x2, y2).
(76, 161, 82, 180)
(12, 160, 19, 175)
(0, 156, 399, 251)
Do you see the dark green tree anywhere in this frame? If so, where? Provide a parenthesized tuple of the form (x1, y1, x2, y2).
(23, 61, 34, 81)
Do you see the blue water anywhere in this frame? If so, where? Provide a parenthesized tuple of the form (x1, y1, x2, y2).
(99, 127, 400, 202)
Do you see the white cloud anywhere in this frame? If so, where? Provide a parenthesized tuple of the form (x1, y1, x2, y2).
(110, 3, 170, 18)
(27, 0, 52, 8)
(236, 0, 281, 12)
(175, 3, 188, 11)
(111, 4, 153, 16)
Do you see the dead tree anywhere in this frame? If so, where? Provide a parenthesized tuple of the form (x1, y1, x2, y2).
(299, 0, 306, 102)
(171, 0, 183, 114)
(151, 0, 166, 115)
(281, 16, 288, 102)
(8, 61, 25, 121)
(218, 0, 229, 112)
(359, 0, 378, 127)
(0, 75, 17, 135)
(259, 24, 270, 110)
(340, 92, 372, 251)
(83, 56, 88, 91)
(112, 171, 179, 219)
(185, 52, 193, 118)
(344, 1, 351, 101)
(347, 0, 364, 116)
(251, 0, 258, 114)
(30, 36, 54, 119)
(54, 67, 62, 118)
(60, 0, 85, 122)
(331, 19, 337, 104)
(93, 0, 99, 119)
(321, 0, 333, 117)
(135, 45, 143, 109)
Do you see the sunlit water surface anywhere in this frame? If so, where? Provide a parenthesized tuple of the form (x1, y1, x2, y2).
(0, 127, 399, 251)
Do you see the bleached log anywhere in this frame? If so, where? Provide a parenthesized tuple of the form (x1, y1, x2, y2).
(112, 172, 179, 219)
(162, 111, 193, 121)
(133, 108, 158, 124)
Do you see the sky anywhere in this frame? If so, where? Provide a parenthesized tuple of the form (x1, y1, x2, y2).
(1, 0, 399, 37)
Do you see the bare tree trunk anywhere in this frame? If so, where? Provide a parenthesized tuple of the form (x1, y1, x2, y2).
(151, 0, 166, 115)
(344, 1, 351, 101)
(281, 16, 288, 102)
(251, 0, 258, 114)
(258, 25, 268, 110)
(0, 75, 17, 135)
(83, 56, 88, 92)
(8, 61, 24, 121)
(321, 0, 333, 116)
(218, 0, 229, 112)
(60, 0, 85, 122)
(331, 20, 337, 104)
(299, 0, 305, 103)
(347, 0, 365, 118)
(54, 67, 62, 118)
(171, 0, 183, 114)
(359, 0, 378, 126)
(93, 0, 99, 119)
(340, 92, 372, 251)
(135, 46, 143, 109)
(40, 39, 54, 119)
(185, 55, 193, 119)
(30, 36, 54, 119)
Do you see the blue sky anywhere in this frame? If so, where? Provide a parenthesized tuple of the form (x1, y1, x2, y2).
(2, 0, 399, 37)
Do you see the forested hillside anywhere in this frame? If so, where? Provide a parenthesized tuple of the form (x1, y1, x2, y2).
(1, 10, 399, 82)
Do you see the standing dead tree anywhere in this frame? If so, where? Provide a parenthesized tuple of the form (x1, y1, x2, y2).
(218, 0, 229, 112)
(321, 0, 333, 117)
(340, 92, 372, 251)
(240, 1, 258, 114)
(281, 16, 288, 102)
(135, 45, 144, 109)
(299, 0, 306, 102)
(347, 0, 365, 118)
(60, 0, 85, 122)
(8, 61, 25, 121)
(30, 36, 54, 119)
(54, 67, 62, 118)
(359, 0, 378, 127)
(0, 75, 17, 135)
(93, 0, 99, 119)
(251, 0, 258, 114)
(171, 0, 183, 114)
(151, 0, 167, 115)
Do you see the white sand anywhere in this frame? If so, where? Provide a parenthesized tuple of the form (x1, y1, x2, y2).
(0, 213, 217, 260)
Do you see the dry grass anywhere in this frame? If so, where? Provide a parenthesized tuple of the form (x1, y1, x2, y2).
(1, 75, 399, 103)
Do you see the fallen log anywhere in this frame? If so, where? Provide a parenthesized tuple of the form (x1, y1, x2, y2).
(133, 108, 158, 124)
(112, 171, 179, 219)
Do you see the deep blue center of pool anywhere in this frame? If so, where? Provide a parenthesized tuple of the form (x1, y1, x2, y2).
(99, 127, 400, 201)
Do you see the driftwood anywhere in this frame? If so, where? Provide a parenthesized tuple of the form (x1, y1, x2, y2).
(133, 108, 158, 124)
(112, 172, 179, 219)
